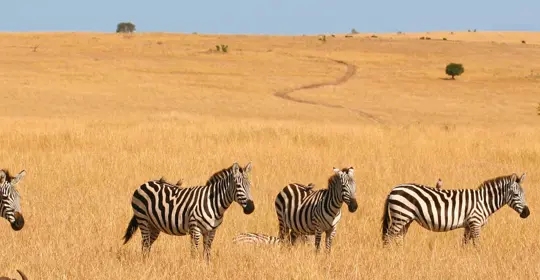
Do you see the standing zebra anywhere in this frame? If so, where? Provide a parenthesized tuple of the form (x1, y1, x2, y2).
(123, 162, 255, 262)
(382, 173, 530, 246)
(0, 169, 26, 231)
(275, 167, 358, 252)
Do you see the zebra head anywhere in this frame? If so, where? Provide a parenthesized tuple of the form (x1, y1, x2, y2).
(332, 167, 358, 213)
(0, 170, 26, 231)
(231, 162, 255, 215)
(506, 173, 529, 219)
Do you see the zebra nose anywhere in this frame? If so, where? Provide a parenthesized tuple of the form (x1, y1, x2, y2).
(243, 200, 255, 214)
(11, 212, 24, 231)
(348, 199, 358, 213)
(520, 206, 530, 219)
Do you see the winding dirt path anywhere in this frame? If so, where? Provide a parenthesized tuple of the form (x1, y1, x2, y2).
(273, 56, 382, 124)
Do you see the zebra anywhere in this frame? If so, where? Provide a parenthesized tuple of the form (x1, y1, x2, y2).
(123, 162, 255, 262)
(232, 232, 316, 246)
(381, 173, 530, 246)
(274, 167, 358, 252)
(0, 169, 26, 231)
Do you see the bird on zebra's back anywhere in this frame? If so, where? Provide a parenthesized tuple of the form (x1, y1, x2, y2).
(0, 169, 26, 231)
(275, 167, 358, 252)
(436, 178, 443, 189)
(382, 173, 530, 247)
(0, 270, 28, 280)
(157, 176, 183, 188)
(123, 162, 255, 262)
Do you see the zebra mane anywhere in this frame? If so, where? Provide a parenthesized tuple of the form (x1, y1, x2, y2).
(205, 166, 237, 185)
(477, 174, 513, 189)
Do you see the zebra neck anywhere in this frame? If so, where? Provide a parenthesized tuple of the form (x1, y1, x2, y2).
(324, 178, 343, 215)
(208, 179, 234, 216)
(478, 181, 507, 216)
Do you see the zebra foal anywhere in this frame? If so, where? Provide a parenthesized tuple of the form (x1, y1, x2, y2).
(382, 173, 530, 246)
(123, 162, 255, 262)
(232, 232, 315, 246)
(275, 167, 358, 252)
(0, 169, 26, 231)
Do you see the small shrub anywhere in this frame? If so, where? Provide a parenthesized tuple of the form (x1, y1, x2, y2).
(351, 28, 359, 34)
(397, 31, 403, 35)
(420, 36, 425, 40)
(371, 35, 378, 38)
(426, 37, 431, 40)
(474, 29, 477, 32)
(216, 45, 220, 52)
(450, 32, 454, 35)
(442, 38, 447, 41)
(537, 103, 540, 115)
(522, 40, 526, 44)
(116, 22, 135, 33)
(331, 34, 335, 37)
(445, 63, 465, 80)
(345, 35, 353, 38)
(318, 35, 326, 42)
(468, 29, 471, 32)
(220, 44, 229, 53)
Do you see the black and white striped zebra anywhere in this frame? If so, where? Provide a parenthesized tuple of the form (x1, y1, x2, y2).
(0, 169, 26, 231)
(382, 173, 530, 246)
(123, 162, 254, 261)
(232, 232, 315, 246)
(274, 167, 358, 252)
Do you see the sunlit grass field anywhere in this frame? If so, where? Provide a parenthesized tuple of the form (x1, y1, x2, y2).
(0, 31, 539, 279)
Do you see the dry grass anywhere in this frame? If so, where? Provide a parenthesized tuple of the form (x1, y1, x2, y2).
(0, 31, 539, 279)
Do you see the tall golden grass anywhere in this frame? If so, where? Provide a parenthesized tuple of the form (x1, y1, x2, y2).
(0, 32, 539, 279)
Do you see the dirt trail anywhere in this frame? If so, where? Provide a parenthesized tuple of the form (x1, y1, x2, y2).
(273, 56, 382, 124)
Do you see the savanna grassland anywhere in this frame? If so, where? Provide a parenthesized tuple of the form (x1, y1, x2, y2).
(0, 31, 540, 279)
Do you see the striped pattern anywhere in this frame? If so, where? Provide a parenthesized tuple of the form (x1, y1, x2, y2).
(382, 173, 530, 246)
(0, 169, 26, 231)
(123, 162, 254, 261)
(274, 167, 358, 252)
(232, 232, 315, 246)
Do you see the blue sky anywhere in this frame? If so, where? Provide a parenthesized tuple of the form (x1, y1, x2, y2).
(1, 1, 537, 34)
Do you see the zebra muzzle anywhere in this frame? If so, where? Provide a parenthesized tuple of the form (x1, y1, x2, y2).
(243, 200, 255, 214)
(347, 199, 358, 213)
(11, 212, 24, 231)
(520, 206, 530, 218)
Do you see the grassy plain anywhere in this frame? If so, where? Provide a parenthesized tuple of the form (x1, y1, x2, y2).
(0, 31, 539, 279)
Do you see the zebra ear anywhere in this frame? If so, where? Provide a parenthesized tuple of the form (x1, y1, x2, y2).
(11, 170, 26, 185)
(0, 170, 6, 184)
(347, 167, 354, 177)
(232, 162, 240, 174)
(333, 167, 341, 174)
(244, 162, 252, 173)
(518, 173, 526, 183)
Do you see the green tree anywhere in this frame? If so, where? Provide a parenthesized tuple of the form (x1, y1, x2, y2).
(116, 22, 136, 33)
(445, 63, 464, 79)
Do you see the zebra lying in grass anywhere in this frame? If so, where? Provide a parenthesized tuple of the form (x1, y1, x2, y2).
(382, 173, 530, 246)
(232, 232, 315, 246)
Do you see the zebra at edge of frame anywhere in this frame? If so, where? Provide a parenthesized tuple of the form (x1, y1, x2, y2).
(381, 173, 530, 247)
(0, 169, 26, 231)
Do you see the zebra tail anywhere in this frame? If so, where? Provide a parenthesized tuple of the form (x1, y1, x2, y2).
(123, 215, 139, 244)
(381, 196, 391, 241)
(17, 270, 28, 280)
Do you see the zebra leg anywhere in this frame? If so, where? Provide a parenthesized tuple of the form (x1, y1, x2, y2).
(190, 226, 202, 259)
(462, 226, 471, 246)
(139, 220, 159, 258)
(278, 225, 291, 246)
(469, 225, 481, 246)
(314, 230, 323, 252)
(203, 230, 216, 263)
(324, 226, 337, 253)
(395, 221, 412, 246)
